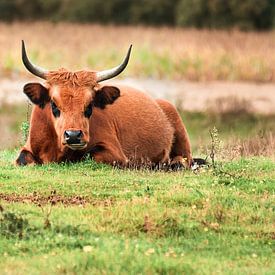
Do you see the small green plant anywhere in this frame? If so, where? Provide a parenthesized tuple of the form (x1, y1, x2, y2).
(20, 121, 30, 144)
(208, 126, 222, 168)
(207, 127, 243, 183)
(39, 204, 52, 229)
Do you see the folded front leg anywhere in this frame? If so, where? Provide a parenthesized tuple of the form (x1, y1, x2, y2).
(91, 143, 128, 167)
(16, 149, 41, 166)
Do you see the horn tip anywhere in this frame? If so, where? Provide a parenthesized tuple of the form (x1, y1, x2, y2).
(127, 45, 133, 58)
(21, 40, 26, 54)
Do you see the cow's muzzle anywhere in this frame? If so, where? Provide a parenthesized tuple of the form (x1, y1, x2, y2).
(63, 130, 87, 150)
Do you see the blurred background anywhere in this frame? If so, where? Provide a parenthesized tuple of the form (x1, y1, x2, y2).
(0, 0, 274, 158)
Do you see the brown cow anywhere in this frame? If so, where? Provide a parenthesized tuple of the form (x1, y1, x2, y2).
(16, 41, 192, 168)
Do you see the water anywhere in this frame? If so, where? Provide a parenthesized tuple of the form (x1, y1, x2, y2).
(1, 76, 275, 114)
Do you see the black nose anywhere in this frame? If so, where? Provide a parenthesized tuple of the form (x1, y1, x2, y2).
(64, 130, 83, 144)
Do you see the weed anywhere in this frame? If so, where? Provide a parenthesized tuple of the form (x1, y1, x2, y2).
(20, 121, 29, 144)
(208, 126, 221, 168)
(39, 204, 52, 229)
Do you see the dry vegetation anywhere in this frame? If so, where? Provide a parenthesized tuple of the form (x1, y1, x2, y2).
(225, 132, 275, 159)
(0, 22, 275, 81)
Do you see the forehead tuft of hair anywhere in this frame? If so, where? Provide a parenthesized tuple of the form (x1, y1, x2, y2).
(46, 69, 98, 87)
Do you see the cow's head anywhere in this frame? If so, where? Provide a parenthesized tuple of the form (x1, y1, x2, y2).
(22, 41, 131, 151)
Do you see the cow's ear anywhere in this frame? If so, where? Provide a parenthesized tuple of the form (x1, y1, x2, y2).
(23, 83, 50, 109)
(94, 86, 120, 109)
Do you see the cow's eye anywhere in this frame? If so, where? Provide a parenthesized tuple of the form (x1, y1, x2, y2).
(51, 101, 60, 118)
(84, 102, 93, 118)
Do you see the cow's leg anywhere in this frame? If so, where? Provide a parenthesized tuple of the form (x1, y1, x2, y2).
(16, 148, 40, 166)
(15, 105, 61, 165)
(90, 142, 128, 167)
(156, 99, 192, 168)
(169, 126, 192, 169)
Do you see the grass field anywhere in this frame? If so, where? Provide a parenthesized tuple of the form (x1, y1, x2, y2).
(0, 150, 274, 274)
(0, 107, 274, 273)
(0, 22, 275, 82)
(1, 21, 274, 274)
(0, 107, 274, 274)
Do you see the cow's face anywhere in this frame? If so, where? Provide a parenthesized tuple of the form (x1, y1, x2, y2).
(24, 82, 120, 150)
(21, 41, 131, 151)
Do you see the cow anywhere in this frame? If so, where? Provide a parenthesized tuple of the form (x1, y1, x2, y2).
(16, 41, 193, 169)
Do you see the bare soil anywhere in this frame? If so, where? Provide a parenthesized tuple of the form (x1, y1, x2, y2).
(0, 191, 116, 206)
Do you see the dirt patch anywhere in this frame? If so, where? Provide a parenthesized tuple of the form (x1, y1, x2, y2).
(0, 191, 115, 207)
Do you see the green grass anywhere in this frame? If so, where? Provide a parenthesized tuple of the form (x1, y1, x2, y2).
(0, 150, 274, 274)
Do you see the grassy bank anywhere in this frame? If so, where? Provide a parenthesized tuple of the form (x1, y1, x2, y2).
(1, 22, 275, 82)
(0, 150, 274, 274)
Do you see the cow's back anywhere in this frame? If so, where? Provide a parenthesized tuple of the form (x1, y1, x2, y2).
(90, 85, 174, 162)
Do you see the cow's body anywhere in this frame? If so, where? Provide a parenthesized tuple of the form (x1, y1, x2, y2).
(17, 41, 193, 168)
(17, 84, 192, 167)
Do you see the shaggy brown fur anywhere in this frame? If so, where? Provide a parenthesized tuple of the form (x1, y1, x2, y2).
(46, 69, 98, 87)
(16, 71, 193, 168)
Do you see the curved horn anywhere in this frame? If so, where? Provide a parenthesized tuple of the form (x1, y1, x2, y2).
(96, 45, 132, 83)
(22, 40, 48, 79)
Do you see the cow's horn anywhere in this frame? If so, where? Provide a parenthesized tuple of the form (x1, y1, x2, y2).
(95, 45, 132, 83)
(22, 40, 48, 79)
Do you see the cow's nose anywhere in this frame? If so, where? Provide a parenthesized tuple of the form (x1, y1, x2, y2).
(64, 130, 83, 144)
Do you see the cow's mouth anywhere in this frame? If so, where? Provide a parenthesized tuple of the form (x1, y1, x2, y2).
(66, 143, 88, 151)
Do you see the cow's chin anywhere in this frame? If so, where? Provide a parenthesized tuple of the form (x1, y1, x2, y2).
(63, 143, 88, 151)
(68, 143, 88, 151)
